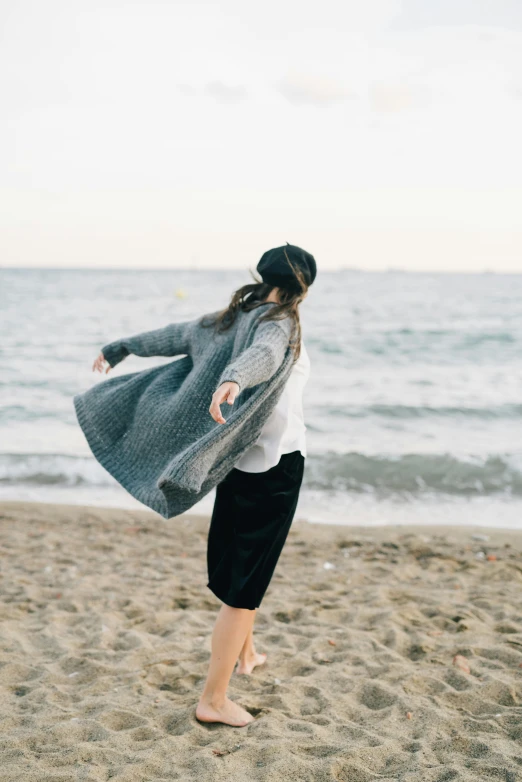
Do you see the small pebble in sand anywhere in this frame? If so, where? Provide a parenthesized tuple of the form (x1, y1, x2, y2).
(323, 562, 336, 570)
(328, 639, 337, 646)
(486, 553, 497, 561)
(406, 712, 412, 720)
(274, 678, 281, 685)
(475, 551, 486, 560)
(472, 534, 490, 542)
(453, 655, 470, 674)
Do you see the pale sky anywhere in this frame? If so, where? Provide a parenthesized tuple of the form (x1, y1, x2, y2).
(1, 0, 521, 271)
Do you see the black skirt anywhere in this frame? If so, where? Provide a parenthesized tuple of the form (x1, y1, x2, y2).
(206, 449, 305, 610)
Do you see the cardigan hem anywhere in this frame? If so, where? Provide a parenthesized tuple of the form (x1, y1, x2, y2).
(73, 393, 172, 518)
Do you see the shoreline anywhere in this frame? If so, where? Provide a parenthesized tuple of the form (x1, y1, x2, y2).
(1, 499, 521, 781)
(2, 495, 522, 533)
(0, 499, 522, 549)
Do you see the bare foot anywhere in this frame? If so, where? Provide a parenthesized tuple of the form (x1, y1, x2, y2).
(195, 696, 255, 727)
(235, 651, 267, 675)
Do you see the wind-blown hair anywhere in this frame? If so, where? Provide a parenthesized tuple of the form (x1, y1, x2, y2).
(200, 252, 308, 362)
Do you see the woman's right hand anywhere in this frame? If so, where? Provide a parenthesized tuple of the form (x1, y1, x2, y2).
(92, 352, 111, 374)
(209, 382, 239, 424)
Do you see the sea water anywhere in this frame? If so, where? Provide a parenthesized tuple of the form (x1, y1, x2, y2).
(1, 267, 521, 528)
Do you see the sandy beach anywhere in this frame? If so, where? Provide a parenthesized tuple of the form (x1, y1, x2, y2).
(0, 500, 521, 781)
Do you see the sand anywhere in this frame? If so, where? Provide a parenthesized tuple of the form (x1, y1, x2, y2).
(0, 500, 521, 782)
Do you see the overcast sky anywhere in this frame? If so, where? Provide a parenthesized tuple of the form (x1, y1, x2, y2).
(1, 0, 521, 271)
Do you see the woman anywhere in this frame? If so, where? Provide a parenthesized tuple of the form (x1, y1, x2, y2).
(76, 243, 316, 728)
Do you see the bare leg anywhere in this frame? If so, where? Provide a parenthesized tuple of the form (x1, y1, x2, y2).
(235, 609, 267, 675)
(196, 604, 257, 726)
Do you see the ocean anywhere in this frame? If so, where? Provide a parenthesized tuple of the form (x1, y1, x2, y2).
(1, 267, 521, 528)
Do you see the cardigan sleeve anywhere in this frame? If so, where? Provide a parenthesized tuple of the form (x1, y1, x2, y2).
(101, 319, 194, 369)
(215, 317, 292, 393)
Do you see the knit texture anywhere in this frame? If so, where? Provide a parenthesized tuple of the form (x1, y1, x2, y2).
(73, 302, 295, 519)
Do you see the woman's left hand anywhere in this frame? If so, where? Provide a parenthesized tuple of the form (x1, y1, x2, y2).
(209, 382, 239, 424)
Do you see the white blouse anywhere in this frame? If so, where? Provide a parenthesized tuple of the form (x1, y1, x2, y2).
(235, 341, 311, 473)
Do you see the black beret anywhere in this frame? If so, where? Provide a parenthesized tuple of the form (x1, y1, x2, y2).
(256, 243, 317, 293)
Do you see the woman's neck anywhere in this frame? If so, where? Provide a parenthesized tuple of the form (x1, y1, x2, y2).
(263, 287, 281, 304)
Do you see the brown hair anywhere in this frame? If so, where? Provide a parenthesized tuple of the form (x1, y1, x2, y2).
(200, 249, 309, 362)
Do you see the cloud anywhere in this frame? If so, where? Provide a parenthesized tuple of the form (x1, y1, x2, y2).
(369, 82, 433, 112)
(276, 72, 357, 107)
(178, 81, 248, 103)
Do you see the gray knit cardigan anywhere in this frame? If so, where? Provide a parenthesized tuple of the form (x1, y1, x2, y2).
(73, 302, 296, 519)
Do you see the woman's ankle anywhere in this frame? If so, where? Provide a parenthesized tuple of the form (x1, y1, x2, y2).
(238, 646, 256, 662)
(199, 690, 227, 708)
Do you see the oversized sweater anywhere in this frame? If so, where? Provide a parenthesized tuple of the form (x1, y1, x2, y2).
(73, 302, 296, 519)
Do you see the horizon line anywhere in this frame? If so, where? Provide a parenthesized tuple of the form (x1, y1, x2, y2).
(1, 266, 520, 275)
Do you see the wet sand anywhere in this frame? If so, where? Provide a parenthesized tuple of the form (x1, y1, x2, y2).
(1, 500, 521, 781)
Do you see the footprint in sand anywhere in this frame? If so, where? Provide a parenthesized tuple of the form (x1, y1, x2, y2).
(100, 710, 147, 731)
(300, 685, 329, 716)
(357, 681, 398, 711)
